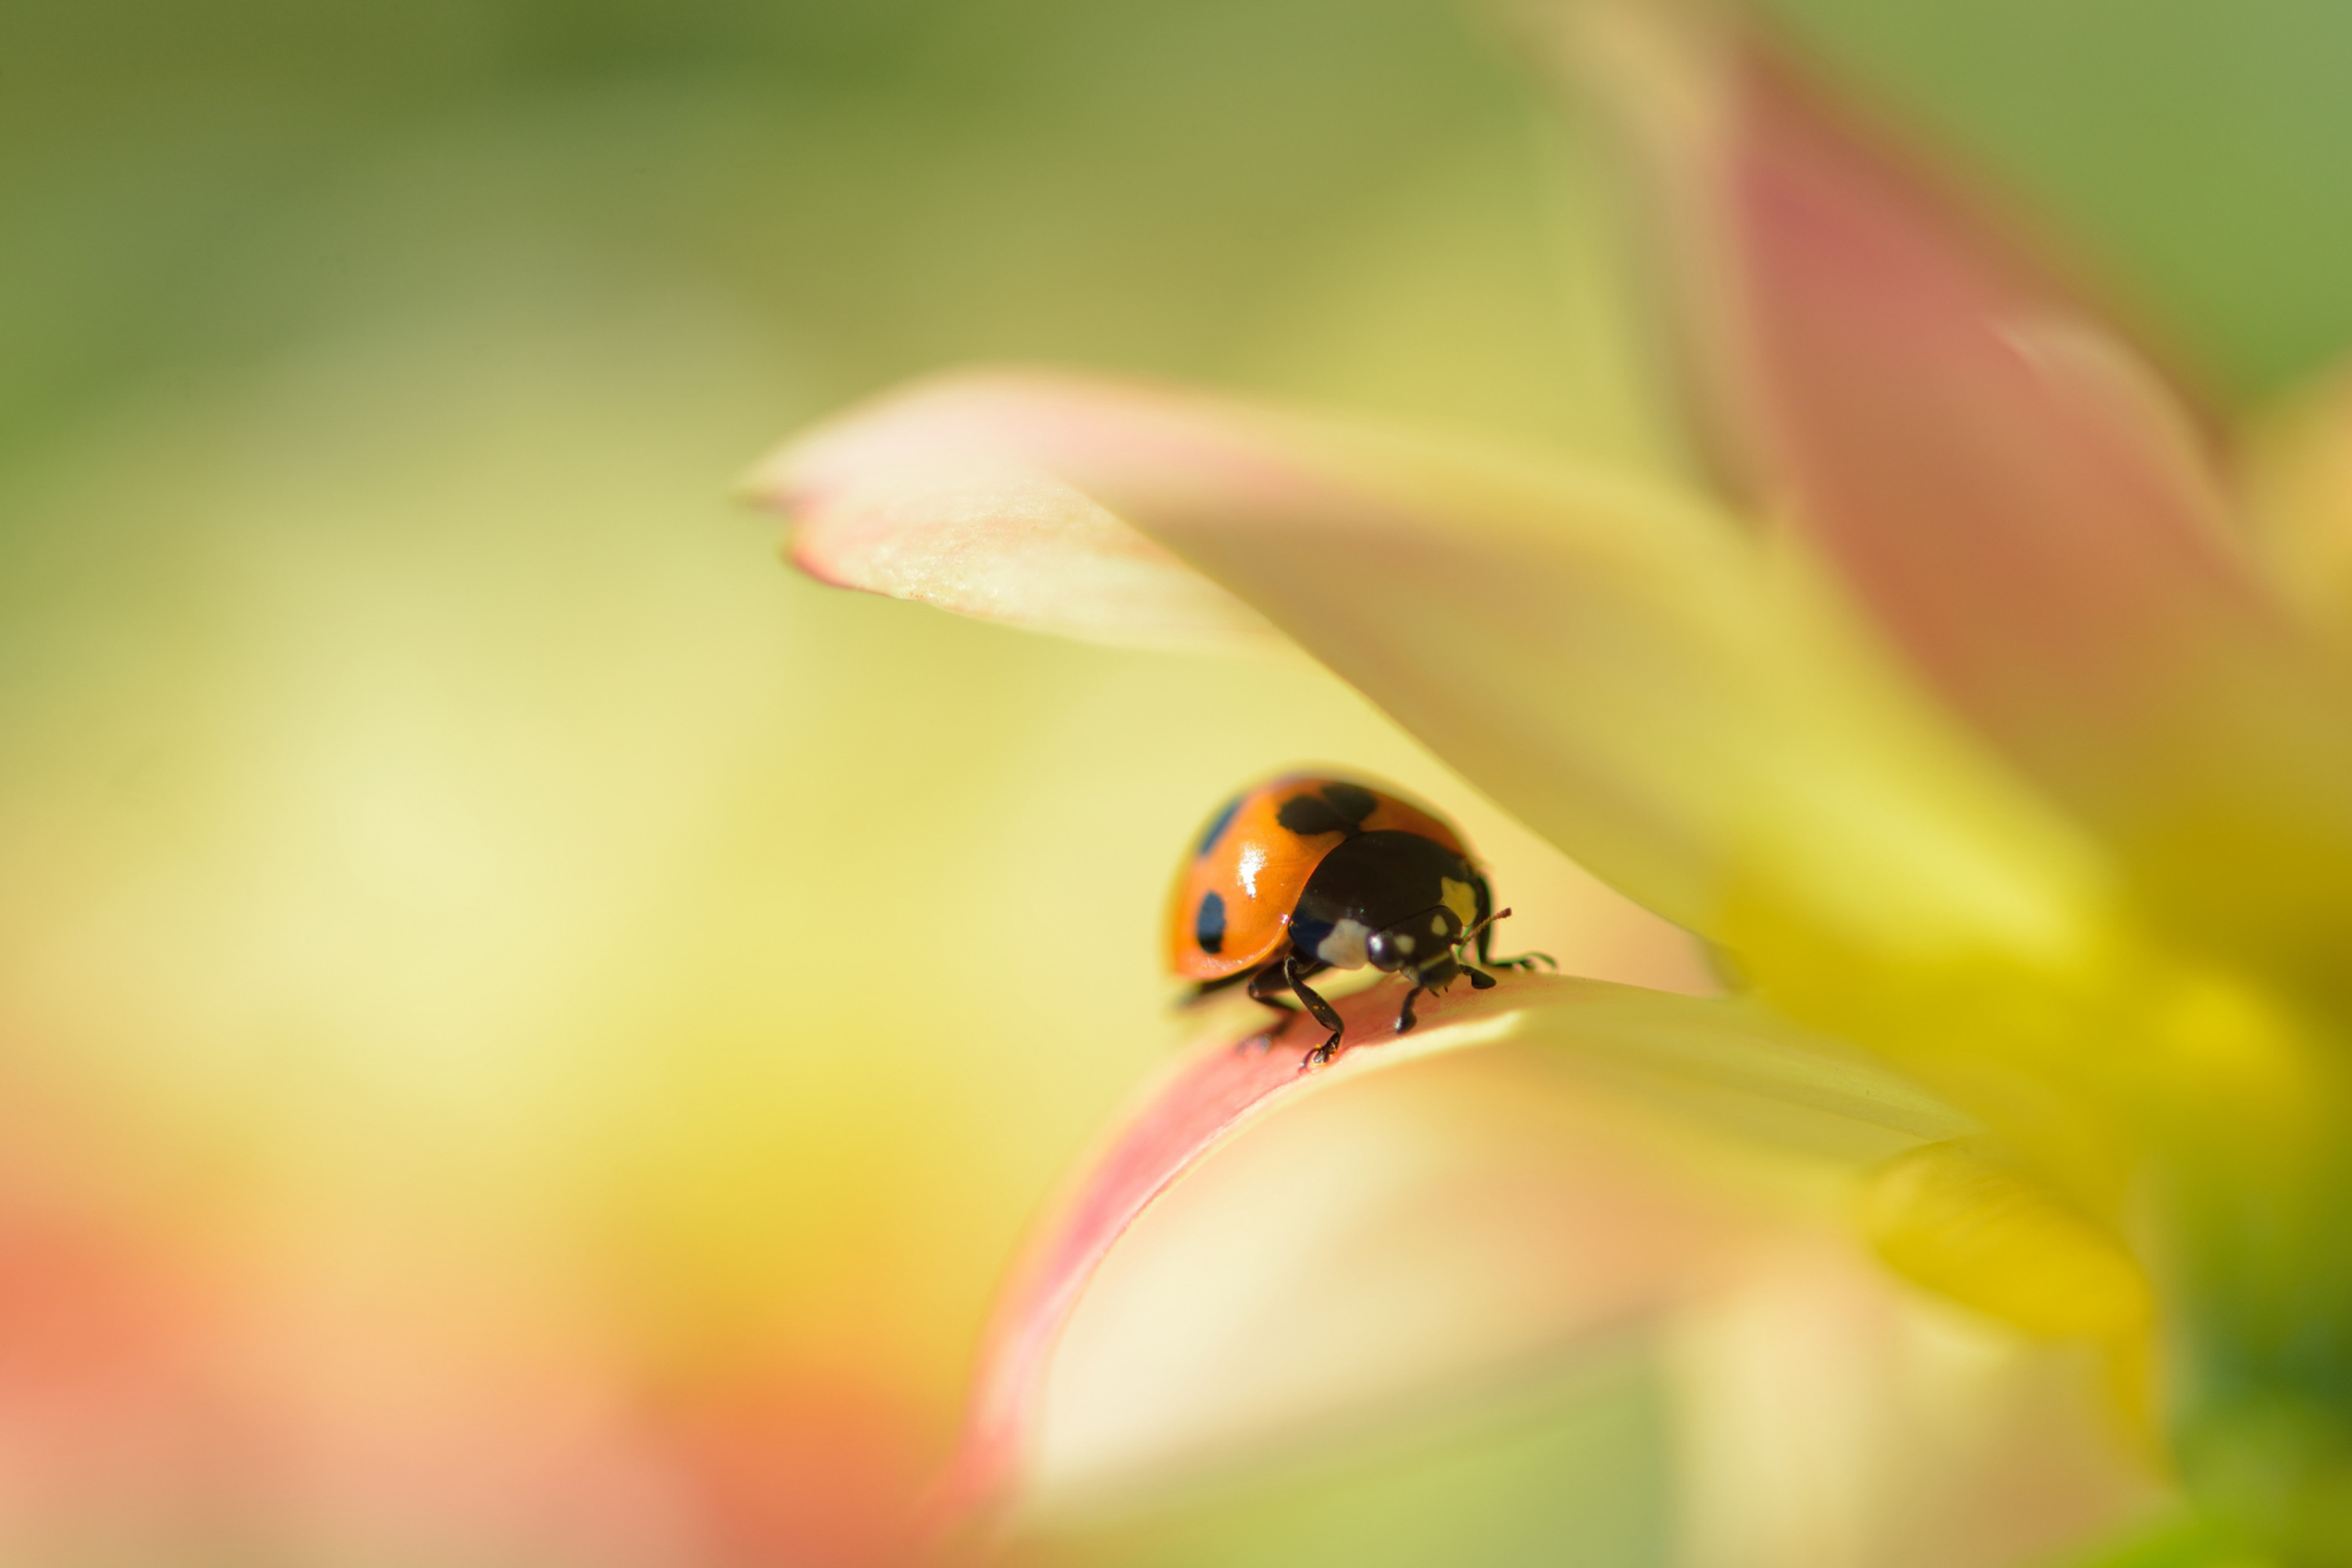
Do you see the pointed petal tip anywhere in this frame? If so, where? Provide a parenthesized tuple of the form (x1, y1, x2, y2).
(745, 371, 1290, 653)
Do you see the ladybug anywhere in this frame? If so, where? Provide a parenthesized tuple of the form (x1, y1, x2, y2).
(1168, 773, 1552, 1069)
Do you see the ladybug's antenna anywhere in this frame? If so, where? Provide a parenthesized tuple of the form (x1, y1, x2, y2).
(1462, 906, 1557, 976)
(1460, 906, 1512, 947)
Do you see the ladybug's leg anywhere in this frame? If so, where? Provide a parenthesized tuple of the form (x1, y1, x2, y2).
(1469, 875, 1557, 973)
(1287, 956, 1348, 1070)
(1183, 969, 1256, 1009)
(1235, 959, 1301, 1054)
(1396, 951, 1486, 1033)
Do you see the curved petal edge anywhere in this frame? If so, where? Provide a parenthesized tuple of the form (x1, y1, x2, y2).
(920, 973, 1973, 1553)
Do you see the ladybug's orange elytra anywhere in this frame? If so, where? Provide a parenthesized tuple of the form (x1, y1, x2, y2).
(1165, 773, 1551, 1068)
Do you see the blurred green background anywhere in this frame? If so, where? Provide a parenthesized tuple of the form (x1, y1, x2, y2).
(2, 0, 2351, 1562)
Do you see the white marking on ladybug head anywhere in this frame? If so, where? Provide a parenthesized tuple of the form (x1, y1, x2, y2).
(1315, 918, 1372, 969)
(1392, 933, 1416, 956)
(1440, 877, 1477, 930)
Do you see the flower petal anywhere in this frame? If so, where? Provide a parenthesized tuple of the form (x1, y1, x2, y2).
(1860, 1141, 2150, 1342)
(752, 371, 2108, 969)
(923, 972, 1971, 1540)
(1580, 11, 2352, 986)
(1024, 1044, 1735, 1512)
(1669, 1235, 2165, 1568)
(753, 385, 1282, 652)
(2239, 363, 2352, 637)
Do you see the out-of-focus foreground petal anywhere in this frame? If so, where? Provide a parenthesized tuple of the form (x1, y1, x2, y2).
(752, 372, 2109, 976)
(926, 972, 1975, 1548)
(2241, 363, 2352, 638)
(1668, 1235, 2165, 1568)
(0, 1089, 932, 1566)
(1575, 4, 2352, 993)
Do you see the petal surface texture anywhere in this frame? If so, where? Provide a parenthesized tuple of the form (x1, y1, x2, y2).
(754, 371, 2109, 971)
(1608, 21, 2352, 989)
(754, 398, 1281, 652)
(929, 973, 1972, 1534)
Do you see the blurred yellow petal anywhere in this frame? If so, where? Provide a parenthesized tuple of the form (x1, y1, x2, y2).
(752, 370, 2109, 974)
(2240, 363, 2352, 639)
(1860, 1141, 2150, 1343)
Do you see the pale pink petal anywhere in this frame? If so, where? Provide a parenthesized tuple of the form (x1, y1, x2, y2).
(921, 972, 1968, 1546)
(1024, 1045, 1723, 1506)
(1580, 11, 2352, 975)
(753, 372, 2107, 964)
(758, 387, 1280, 651)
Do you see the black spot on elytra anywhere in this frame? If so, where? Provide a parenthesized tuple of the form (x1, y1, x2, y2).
(1276, 782, 1379, 838)
(1195, 890, 1227, 954)
(1323, 782, 1377, 822)
(1196, 795, 1242, 858)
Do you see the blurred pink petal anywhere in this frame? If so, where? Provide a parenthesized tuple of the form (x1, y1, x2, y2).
(0, 1191, 213, 1548)
(1584, 11, 2352, 982)
(0, 1084, 938, 1567)
(926, 971, 1967, 1548)
(652, 1373, 938, 1568)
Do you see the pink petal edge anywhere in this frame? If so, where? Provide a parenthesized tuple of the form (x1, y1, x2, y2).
(917, 978, 1531, 1552)
(913, 969, 1967, 1557)
(751, 372, 1287, 651)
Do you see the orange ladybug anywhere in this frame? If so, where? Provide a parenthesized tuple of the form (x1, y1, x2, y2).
(1168, 773, 1552, 1068)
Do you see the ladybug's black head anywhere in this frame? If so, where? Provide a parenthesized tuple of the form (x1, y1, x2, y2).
(1364, 906, 1465, 985)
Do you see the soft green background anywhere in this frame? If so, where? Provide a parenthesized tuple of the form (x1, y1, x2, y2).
(1757, 0, 2352, 400)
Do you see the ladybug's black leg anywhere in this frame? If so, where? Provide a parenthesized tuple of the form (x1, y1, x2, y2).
(1395, 983, 1428, 1035)
(1235, 959, 1300, 1054)
(1469, 876, 1556, 973)
(1287, 956, 1348, 1070)
(1463, 965, 1497, 991)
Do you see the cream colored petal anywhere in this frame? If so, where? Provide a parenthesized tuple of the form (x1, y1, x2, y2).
(1669, 1234, 2166, 1568)
(751, 370, 2109, 968)
(1023, 1041, 1745, 1512)
(757, 385, 1280, 651)
(927, 973, 1973, 1534)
